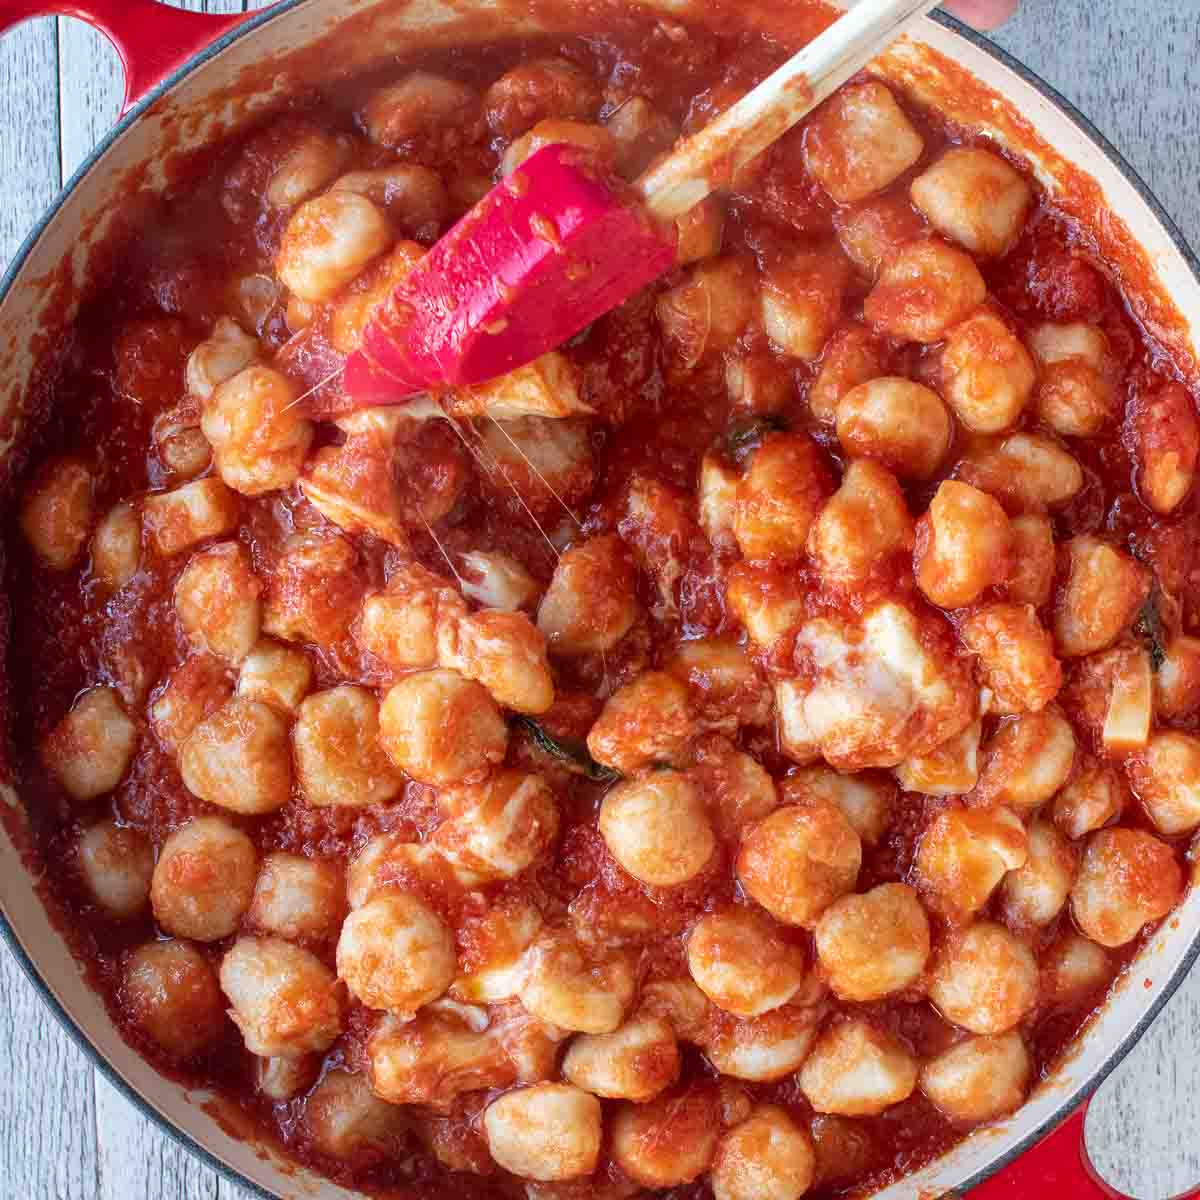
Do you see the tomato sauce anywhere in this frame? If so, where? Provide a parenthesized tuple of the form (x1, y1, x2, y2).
(2, 7, 1198, 1198)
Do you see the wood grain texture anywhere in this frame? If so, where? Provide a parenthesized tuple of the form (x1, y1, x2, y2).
(0, 2, 1198, 1198)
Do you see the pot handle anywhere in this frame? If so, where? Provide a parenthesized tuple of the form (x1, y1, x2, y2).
(0, 0, 254, 112)
(969, 1100, 1200, 1199)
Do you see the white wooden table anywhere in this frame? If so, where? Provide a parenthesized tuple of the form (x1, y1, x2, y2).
(0, 2, 1197, 1197)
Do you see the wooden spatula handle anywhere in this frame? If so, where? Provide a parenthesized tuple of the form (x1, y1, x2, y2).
(636, 0, 942, 219)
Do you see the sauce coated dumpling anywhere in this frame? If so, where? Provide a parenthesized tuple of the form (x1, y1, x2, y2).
(379, 669, 508, 786)
(815, 883, 931, 1001)
(1070, 828, 1183, 947)
(928, 923, 1039, 1034)
(151, 816, 257, 942)
(294, 685, 403, 808)
(122, 940, 227, 1059)
(483, 1084, 602, 1182)
(180, 697, 293, 815)
(600, 770, 715, 887)
(220, 935, 344, 1058)
(336, 892, 456, 1014)
(41, 686, 137, 802)
(737, 799, 862, 929)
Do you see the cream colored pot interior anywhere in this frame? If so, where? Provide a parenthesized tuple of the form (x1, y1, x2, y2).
(0, 2, 1198, 1197)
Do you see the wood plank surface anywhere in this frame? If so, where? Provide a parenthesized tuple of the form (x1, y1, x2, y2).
(1, 2, 1198, 1198)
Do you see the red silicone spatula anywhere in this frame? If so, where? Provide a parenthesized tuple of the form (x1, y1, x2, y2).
(344, 0, 942, 406)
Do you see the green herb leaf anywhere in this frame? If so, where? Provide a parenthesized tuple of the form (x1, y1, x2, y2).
(517, 717, 621, 784)
(1134, 594, 1167, 672)
(726, 416, 786, 457)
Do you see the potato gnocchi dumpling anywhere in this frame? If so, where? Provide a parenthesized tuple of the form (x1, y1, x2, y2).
(915, 806, 1028, 922)
(664, 637, 772, 733)
(865, 238, 987, 343)
(41, 686, 137, 802)
(202, 366, 314, 497)
(610, 1086, 722, 1188)
(814, 883, 930, 1002)
(737, 799, 862, 929)
(336, 892, 456, 1014)
(915, 481, 1012, 609)
(174, 541, 262, 664)
(956, 432, 1084, 514)
(379, 669, 507, 785)
(960, 602, 1062, 714)
(928, 922, 1039, 1035)
(600, 771, 715, 887)
(687, 907, 808, 1017)
(302, 1067, 407, 1160)
(1070, 828, 1183, 947)
(705, 1004, 826, 1084)
(803, 81, 923, 204)
(122, 940, 228, 1059)
(483, 1084, 602, 1182)
(941, 310, 1036, 434)
(920, 1032, 1032, 1124)
(734, 433, 833, 560)
(836, 378, 952, 480)
(150, 655, 233, 755)
(1127, 731, 1200, 836)
(1003, 513, 1056, 606)
(439, 609, 555, 714)
(220, 935, 344, 1057)
(711, 1105, 816, 1200)
(294, 685, 402, 808)
(561, 1014, 680, 1102)
(808, 459, 914, 589)
(536, 534, 639, 656)
(186, 316, 259, 399)
(1042, 933, 1114, 1008)
(77, 820, 154, 919)
(91, 501, 142, 593)
(1000, 819, 1078, 928)
(799, 1019, 918, 1116)
(659, 256, 757, 364)
(20, 455, 94, 569)
(587, 671, 693, 775)
(262, 530, 363, 647)
(973, 709, 1076, 812)
(761, 251, 850, 362)
(151, 816, 258, 942)
(247, 852, 346, 943)
(910, 148, 1032, 257)
(180, 697, 293, 814)
(834, 194, 927, 279)
(1126, 381, 1199, 514)
(143, 477, 240, 558)
(1054, 536, 1150, 659)
(1053, 762, 1127, 841)
(237, 640, 312, 713)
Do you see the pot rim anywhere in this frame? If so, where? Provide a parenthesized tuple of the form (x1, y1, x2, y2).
(0, 5, 1197, 1197)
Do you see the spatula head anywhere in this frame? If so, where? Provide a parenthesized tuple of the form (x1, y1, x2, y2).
(344, 143, 678, 405)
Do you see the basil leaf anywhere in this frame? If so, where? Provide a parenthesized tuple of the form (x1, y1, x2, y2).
(1134, 595, 1167, 672)
(726, 416, 786, 457)
(517, 717, 621, 783)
